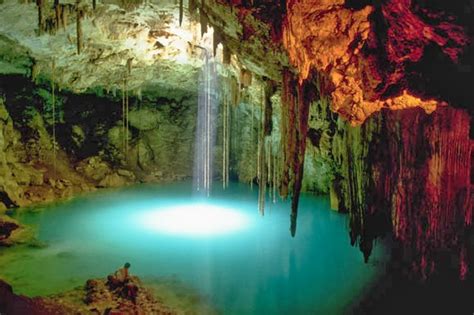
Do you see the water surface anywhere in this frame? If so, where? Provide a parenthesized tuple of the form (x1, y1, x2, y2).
(0, 182, 387, 314)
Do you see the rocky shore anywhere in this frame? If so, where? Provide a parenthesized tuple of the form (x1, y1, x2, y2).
(0, 273, 175, 315)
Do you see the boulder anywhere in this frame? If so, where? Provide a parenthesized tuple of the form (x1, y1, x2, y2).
(98, 173, 129, 188)
(76, 156, 112, 182)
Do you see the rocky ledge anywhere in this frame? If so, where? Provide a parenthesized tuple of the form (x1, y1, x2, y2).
(0, 273, 175, 315)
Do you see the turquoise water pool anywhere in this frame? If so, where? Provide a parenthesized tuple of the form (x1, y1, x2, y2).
(0, 182, 387, 314)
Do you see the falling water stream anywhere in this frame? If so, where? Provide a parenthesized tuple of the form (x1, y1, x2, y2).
(194, 49, 218, 196)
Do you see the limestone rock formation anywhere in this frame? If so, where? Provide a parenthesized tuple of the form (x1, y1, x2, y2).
(283, 0, 470, 124)
(0, 274, 175, 315)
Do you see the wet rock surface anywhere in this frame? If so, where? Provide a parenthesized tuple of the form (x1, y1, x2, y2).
(0, 274, 175, 315)
(0, 216, 19, 245)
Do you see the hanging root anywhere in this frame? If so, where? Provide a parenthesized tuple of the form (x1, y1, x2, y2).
(51, 60, 56, 176)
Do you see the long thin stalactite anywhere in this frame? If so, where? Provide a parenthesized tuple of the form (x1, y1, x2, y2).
(280, 69, 314, 236)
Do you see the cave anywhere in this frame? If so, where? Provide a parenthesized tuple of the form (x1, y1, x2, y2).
(0, 0, 473, 314)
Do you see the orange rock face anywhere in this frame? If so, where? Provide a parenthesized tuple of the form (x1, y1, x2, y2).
(283, 0, 468, 125)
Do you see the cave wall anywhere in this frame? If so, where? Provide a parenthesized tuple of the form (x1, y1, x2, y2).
(0, 74, 198, 210)
(329, 105, 473, 276)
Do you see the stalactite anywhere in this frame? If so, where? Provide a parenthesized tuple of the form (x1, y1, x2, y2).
(188, 0, 197, 15)
(199, 9, 208, 37)
(279, 69, 314, 236)
(76, 0, 83, 55)
(240, 69, 252, 88)
(36, 0, 44, 35)
(263, 79, 275, 136)
(257, 87, 266, 215)
(223, 45, 231, 65)
(279, 69, 293, 198)
(213, 29, 223, 57)
(222, 89, 227, 188)
(61, 4, 69, 29)
(127, 58, 133, 75)
(249, 100, 254, 189)
(179, 0, 183, 26)
(54, 0, 60, 32)
(122, 79, 126, 157)
(273, 148, 277, 203)
(125, 79, 129, 158)
(289, 82, 312, 237)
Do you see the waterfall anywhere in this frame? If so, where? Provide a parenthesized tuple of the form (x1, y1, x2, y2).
(194, 49, 218, 196)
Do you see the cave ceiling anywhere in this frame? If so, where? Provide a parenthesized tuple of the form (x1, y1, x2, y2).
(0, 0, 472, 123)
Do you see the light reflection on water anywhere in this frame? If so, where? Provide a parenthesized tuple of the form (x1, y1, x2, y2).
(0, 182, 388, 314)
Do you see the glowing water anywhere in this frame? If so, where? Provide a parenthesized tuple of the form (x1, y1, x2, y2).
(0, 182, 388, 314)
(138, 204, 250, 236)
